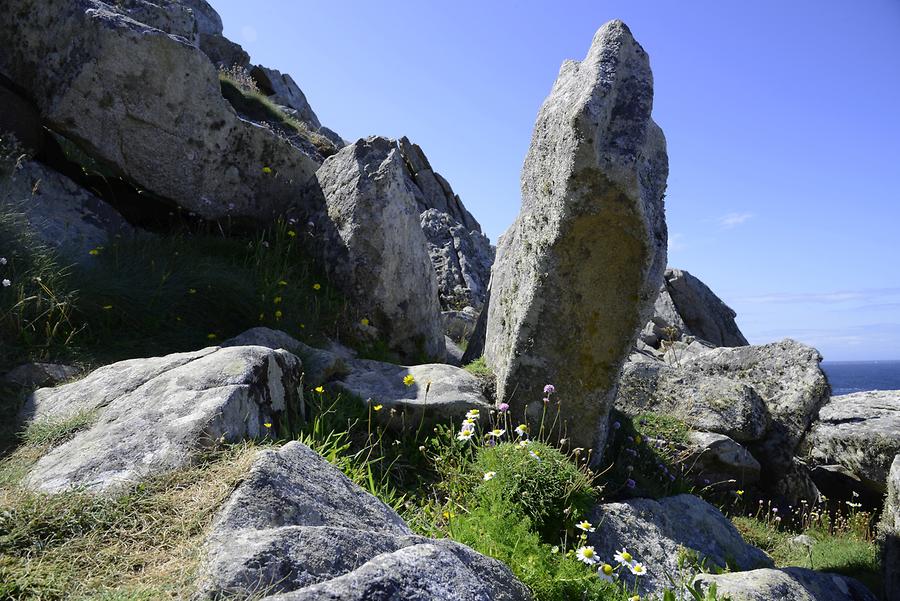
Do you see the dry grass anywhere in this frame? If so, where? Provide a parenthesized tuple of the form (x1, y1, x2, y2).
(0, 441, 267, 600)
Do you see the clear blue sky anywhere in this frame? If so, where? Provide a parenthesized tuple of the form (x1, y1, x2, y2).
(215, 0, 900, 361)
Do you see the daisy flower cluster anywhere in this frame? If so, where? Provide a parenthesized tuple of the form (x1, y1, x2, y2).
(1, 256, 10, 288)
(572, 519, 647, 595)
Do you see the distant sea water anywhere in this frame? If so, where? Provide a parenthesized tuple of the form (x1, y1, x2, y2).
(821, 360, 900, 395)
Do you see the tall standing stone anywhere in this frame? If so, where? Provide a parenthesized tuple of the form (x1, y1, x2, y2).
(484, 20, 668, 454)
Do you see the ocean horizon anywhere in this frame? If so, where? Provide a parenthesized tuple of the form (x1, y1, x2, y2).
(821, 360, 900, 396)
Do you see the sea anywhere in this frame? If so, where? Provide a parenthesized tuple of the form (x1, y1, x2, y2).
(820, 360, 900, 396)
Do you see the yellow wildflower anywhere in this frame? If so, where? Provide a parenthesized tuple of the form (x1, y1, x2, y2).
(88, 248, 100, 256)
(278, 280, 288, 286)
(275, 310, 283, 319)
(274, 296, 282, 304)
(262, 166, 272, 174)
(287, 230, 297, 238)
(314, 386, 324, 394)
(263, 422, 272, 429)
(313, 283, 321, 290)
(361, 317, 369, 326)
(373, 404, 383, 411)
(403, 374, 415, 387)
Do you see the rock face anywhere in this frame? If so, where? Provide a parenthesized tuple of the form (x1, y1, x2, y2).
(312, 136, 445, 362)
(484, 21, 668, 454)
(587, 494, 772, 595)
(0, 0, 320, 221)
(806, 390, 900, 492)
(640, 268, 748, 349)
(21, 345, 302, 494)
(616, 352, 769, 442)
(1, 161, 132, 259)
(882, 455, 900, 600)
(398, 137, 493, 310)
(333, 360, 492, 430)
(197, 441, 531, 601)
(685, 431, 762, 486)
(680, 339, 829, 501)
(694, 568, 877, 601)
(2, 362, 79, 390)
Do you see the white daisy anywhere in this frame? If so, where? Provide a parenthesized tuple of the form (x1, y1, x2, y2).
(465, 409, 480, 420)
(514, 424, 528, 437)
(486, 428, 505, 438)
(597, 563, 616, 582)
(1, 278, 10, 287)
(576, 520, 595, 533)
(483, 471, 496, 481)
(575, 545, 599, 565)
(456, 429, 475, 442)
(613, 548, 634, 566)
(628, 562, 647, 576)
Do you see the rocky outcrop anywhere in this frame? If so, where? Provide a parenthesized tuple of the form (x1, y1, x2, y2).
(443, 307, 479, 343)
(196, 441, 531, 600)
(311, 136, 445, 362)
(21, 345, 302, 494)
(640, 268, 748, 349)
(616, 352, 769, 442)
(694, 568, 877, 601)
(679, 339, 829, 502)
(398, 137, 493, 309)
(2, 362, 79, 390)
(587, 494, 772, 595)
(333, 360, 492, 430)
(806, 390, 900, 493)
(1, 161, 133, 259)
(0, 0, 320, 221)
(483, 21, 668, 454)
(882, 455, 900, 600)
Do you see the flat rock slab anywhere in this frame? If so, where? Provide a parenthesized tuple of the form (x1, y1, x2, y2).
(333, 360, 491, 430)
(197, 441, 530, 600)
(807, 390, 900, 490)
(694, 567, 877, 601)
(22, 345, 302, 494)
(587, 494, 772, 595)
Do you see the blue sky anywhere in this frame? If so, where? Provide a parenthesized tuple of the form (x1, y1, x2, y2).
(215, 1, 900, 361)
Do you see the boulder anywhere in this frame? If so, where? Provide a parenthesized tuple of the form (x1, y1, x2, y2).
(806, 390, 900, 492)
(638, 282, 686, 347)
(0, 0, 320, 221)
(442, 307, 479, 343)
(882, 455, 900, 600)
(484, 20, 668, 454)
(311, 136, 445, 362)
(615, 353, 769, 442)
(685, 431, 762, 486)
(222, 327, 349, 386)
(444, 336, 465, 367)
(586, 494, 772, 595)
(2, 362, 80, 389)
(250, 66, 322, 129)
(397, 137, 493, 310)
(1, 161, 133, 259)
(663, 268, 748, 347)
(196, 441, 530, 601)
(679, 339, 829, 502)
(693, 568, 877, 601)
(21, 345, 302, 494)
(333, 360, 491, 430)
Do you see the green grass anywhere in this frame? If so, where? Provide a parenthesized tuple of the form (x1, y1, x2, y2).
(0, 443, 265, 600)
(463, 355, 492, 377)
(21, 410, 97, 448)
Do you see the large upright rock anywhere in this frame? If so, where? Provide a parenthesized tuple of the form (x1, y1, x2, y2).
(0, 0, 319, 221)
(484, 21, 668, 453)
(312, 137, 445, 361)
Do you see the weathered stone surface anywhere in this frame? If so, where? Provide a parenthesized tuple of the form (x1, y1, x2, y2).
(444, 336, 465, 367)
(679, 339, 829, 501)
(806, 390, 900, 492)
(223, 327, 349, 386)
(251, 66, 321, 129)
(882, 455, 900, 601)
(0, 0, 320, 221)
(312, 136, 445, 361)
(694, 568, 877, 601)
(1, 161, 133, 259)
(660, 337, 716, 365)
(199, 32, 250, 68)
(443, 307, 479, 343)
(664, 268, 748, 347)
(213, 442, 409, 535)
(587, 494, 772, 595)
(397, 137, 492, 310)
(421, 208, 493, 310)
(639, 282, 686, 347)
(616, 353, 769, 442)
(333, 360, 491, 429)
(484, 21, 668, 455)
(197, 441, 530, 601)
(21, 345, 302, 494)
(686, 431, 761, 486)
(2, 362, 79, 389)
